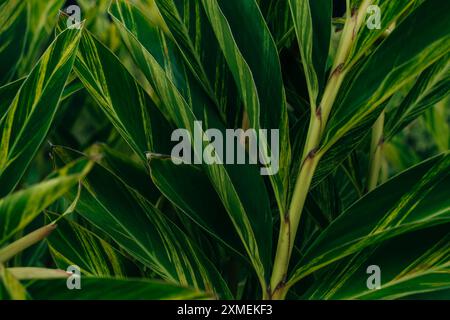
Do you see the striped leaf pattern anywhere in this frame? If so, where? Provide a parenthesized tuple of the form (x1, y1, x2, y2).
(288, 0, 331, 107)
(200, 0, 291, 212)
(109, 0, 273, 288)
(57, 16, 172, 160)
(290, 153, 450, 285)
(386, 54, 450, 139)
(149, 156, 247, 259)
(0, 159, 92, 247)
(0, 0, 449, 300)
(322, 0, 450, 152)
(312, 0, 450, 187)
(53, 146, 232, 298)
(302, 225, 450, 299)
(47, 215, 135, 278)
(0, 26, 83, 197)
(0, 264, 27, 300)
(0, 0, 28, 84)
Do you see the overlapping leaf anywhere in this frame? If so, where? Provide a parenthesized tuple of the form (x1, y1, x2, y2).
(19, 0, 66, 74)
(386, 54, 450, 139)
(0, 159, 92, 247)
(290, 153, 450, 285)
(302, 225, 449, 299)
(0, 26, 83, 197)
(0, 264, 27, 300)
(153, 0, 241, 125)
(109, 0, 272, 288)
(54, 147, 232, 298)
(347, 0, 419, 67)
(0, 79, 25, 119)
(323, 0, 450, 152)
(26, 277, 212, 300)
(200, 0, 291, 212)
(0, 0, 27, 84)
(311, 0, 450, 187)
(288, 0, 331, 107)
(47, 215, 137, 277)
(149, 156, 246, 259)
(56, 12, 174, 160)
(94, 144, 161, 203)
(259, 0, 295, 49)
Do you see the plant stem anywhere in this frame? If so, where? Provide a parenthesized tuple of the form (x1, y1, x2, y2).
(269, 0, 372, 299)
(367, 111, 385, 191)
(269, 148, 320, 297)
(0, 224, 57, 264)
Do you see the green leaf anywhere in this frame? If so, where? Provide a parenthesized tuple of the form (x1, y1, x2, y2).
(0, 0, 27, 84)
(259, 0, 295, 49)
(1, 77, 82, 122)
(323, 0, 450, 153)
(0, 263, 27, 300)
(57, 12, 174, 161)
(26, 277, 213, 300)
(302, 224, 450, 299)
(54, 147, 232, 298)
(109, 0, 273, 288)
(363, 264, 450, 300)
(153, 0, 240, 126)
(351, 231, 450, 300)
(19, 0, 66, 74)
(289, 153, 450, 285)
(0, 26, 83, 197)
(288, 0, 331, 106)
(0, 158, 93, 247)
(386, 53, 450, 139)
(347, 0, 419, 67)
(0, 78, 25, 119)
(148, 156, 246, 259)
(200, 0, 291, 212)
(311, 0, 450, 187)
(93, 144, 161, 204)
(47, 215, 136, 278)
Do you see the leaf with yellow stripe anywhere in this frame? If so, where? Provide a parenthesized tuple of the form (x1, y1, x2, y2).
(148, 156, 247, 259)
(288, 0, 331, 107)
(53, 146, 232, 299)
(347, 0, 420, 67)
(56, 12, 174, 161)
(0, 78, 25, 120)
(0, 0, 27, 84)
(153, 0, 241, 126)
(19, 0, 66, 74)
(199, 0, 291, 212)
(322, 0, 450, 153)
(312, 0, 450, 187)
(0, 158, 93, 247)
(0, 263, 27, 300)
(386, 53, 450, 140)
(0, 26, 83, 197)
(289, 153, 450, 287)
(301, 224, 450, 299)
(109, 0, 272, 289)
(47, 214, 138, 278)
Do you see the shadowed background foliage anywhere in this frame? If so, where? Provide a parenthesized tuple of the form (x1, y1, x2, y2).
(0, 0, 449, 300)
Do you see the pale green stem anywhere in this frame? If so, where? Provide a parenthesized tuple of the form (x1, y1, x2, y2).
(367, 112, 385, 192)
(269, 0, 372, 299)
(7, 268, 69, 280)
(0, 224, 57, 264)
